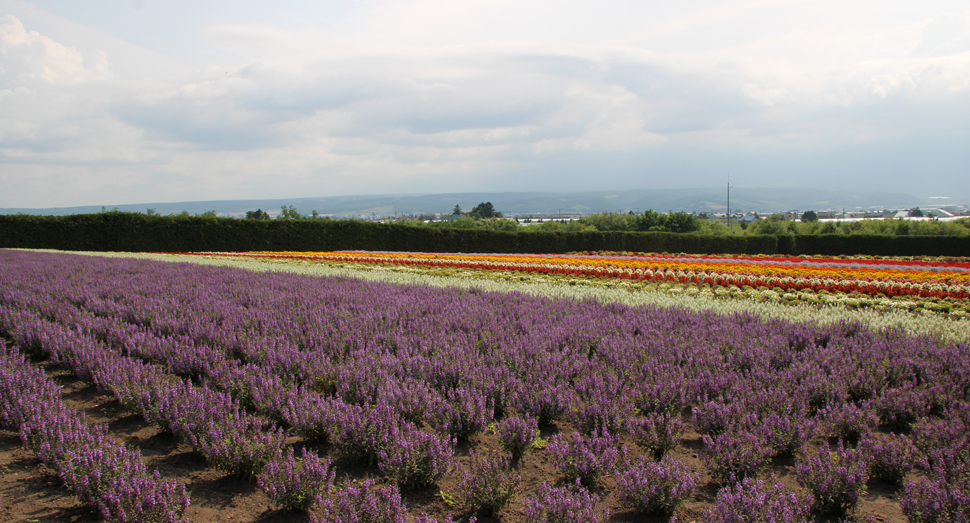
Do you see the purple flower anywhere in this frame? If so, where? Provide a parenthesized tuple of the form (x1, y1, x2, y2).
(705, 476, 812, 523)
(257, 447, 335, 512)
(377, 423, 454, 489)
(702, 430, 773, 484)
(495, 415, 538, 460)
(311, 480, 407, 523)
(457, 450, 521, 515)
(547, 430, 625, 485)
(795, 440, 868, 515)
(524, 480, 609, 523)
(616, 455, 697, 515)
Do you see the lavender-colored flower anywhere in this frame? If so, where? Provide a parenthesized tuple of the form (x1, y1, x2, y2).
(547, 430, 625, 485)
(495, 415, 538, 460)
(820, 401, 879, 442)
(427, 387, 493, 440)
(377, 423, 454, 489)
(101, 472, 191, 523)
(194, 418, 286, 479)
(759, 412, 815, 458)
(858, 432, 923, 484)
(311, 480, 407, 523)
(900, 477, 970, 523)
(615, 455, 697, 515)
(524, 480, 609, 523)
(257, 448, 335, 512)
(626, 412, 684, 460)
(878, 384, 933, 429)
(702, 430, 773, 484)
(693, 399, 747, 436)
(457, 451, 521, 515)
(795, 440, 868, 515)
(705, 476, 812, 523)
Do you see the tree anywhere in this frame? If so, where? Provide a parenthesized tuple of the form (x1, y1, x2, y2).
(198, 210, 218, 218)
(246, 209, 271, 220)
(278, 205, 302, 220)
(581, 212, 635, 231)
(633, 210, 666, 232)
(468, 202, 500, 219)
(452, 205, 463, 216)
(664, 212, 701, 233)
(800, 210, 818, 223)
(747, 214, 792, 235)
(909, 207, 924, 218)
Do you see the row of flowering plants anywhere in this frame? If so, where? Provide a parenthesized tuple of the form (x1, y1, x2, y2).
(0, 346, 190, 522)
(2, 249, 969, 521)
(180, 250, 970, 316)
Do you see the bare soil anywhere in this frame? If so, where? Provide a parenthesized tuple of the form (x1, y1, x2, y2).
(1, 359, 909, 523)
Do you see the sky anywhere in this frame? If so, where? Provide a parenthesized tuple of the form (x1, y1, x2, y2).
(1, 0, 968, 208)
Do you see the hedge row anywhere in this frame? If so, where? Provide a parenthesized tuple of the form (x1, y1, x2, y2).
(1, 214, 968, 257)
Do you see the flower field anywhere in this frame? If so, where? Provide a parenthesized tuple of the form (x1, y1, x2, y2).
(1, 249, 969, 523)
(184, 250, 970, 319)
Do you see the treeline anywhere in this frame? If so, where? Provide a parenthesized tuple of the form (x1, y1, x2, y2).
(744, 214, 970, 237)
(403, 211, 970, 237)
(1, 212, 969, 256)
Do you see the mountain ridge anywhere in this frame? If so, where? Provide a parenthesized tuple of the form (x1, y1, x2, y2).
(0, 188, 948, 218)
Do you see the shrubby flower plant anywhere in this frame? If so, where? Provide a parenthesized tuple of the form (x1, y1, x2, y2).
(626, 412, 684, 460)
(705, 476, 812, 523)
(858, 432, 923, 484)
(524, 480, 609, 523)
(495, 415, 539, 460)
(547, 430, 625, 485)
(457, 450, 521, 515)
(615, 455, 697, 515)
(257, 448, 335, 512)
(796, 440, 868, 515)
(311, 480, 407, 523)
(702, 430, 773, 484)
(377, 423, 454, 490)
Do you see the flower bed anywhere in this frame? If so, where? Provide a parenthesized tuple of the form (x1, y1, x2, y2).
(176, 250, 970, 317)
(3, 249, 969, 522)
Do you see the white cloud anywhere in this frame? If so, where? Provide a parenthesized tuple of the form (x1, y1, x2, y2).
(0, 14, 107, 88)
(2, 1, 970, 207)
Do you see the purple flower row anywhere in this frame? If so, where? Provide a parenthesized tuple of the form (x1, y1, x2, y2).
(0, 346, 190, 523)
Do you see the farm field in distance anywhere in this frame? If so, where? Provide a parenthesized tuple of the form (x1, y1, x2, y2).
(1, 249, 969, 523)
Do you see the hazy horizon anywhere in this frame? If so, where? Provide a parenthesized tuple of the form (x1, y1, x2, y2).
(2, 1, 968, 208)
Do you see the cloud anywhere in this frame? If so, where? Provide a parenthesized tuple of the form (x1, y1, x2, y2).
(914, 14, 970, 58)
(0, 14, 107, 88)
(3, 1, 970, 208)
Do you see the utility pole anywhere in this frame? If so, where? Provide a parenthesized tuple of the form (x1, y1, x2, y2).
(727, 174, 733, 232)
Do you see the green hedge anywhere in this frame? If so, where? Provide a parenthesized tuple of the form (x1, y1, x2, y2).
(0, 214, 967, 256)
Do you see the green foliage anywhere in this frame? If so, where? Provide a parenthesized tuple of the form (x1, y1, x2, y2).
(424, 216, 481, 229)
(0, 213, 968, 256)
(521, 221, 597, 233)
(278, 205, 302, 220)
(452, 205, 463, 216)
(475, 218, 520, 232)
(800, 210, 818, 223)
(468, 202, 500, 219)
(746, 215, 793, 236)
(246, 209, 271, 220)
(698, 220, 729, 236)
(580, 212, 636, 231)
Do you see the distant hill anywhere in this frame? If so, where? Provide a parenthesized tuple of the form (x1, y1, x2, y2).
(0, 188, 937, 218)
